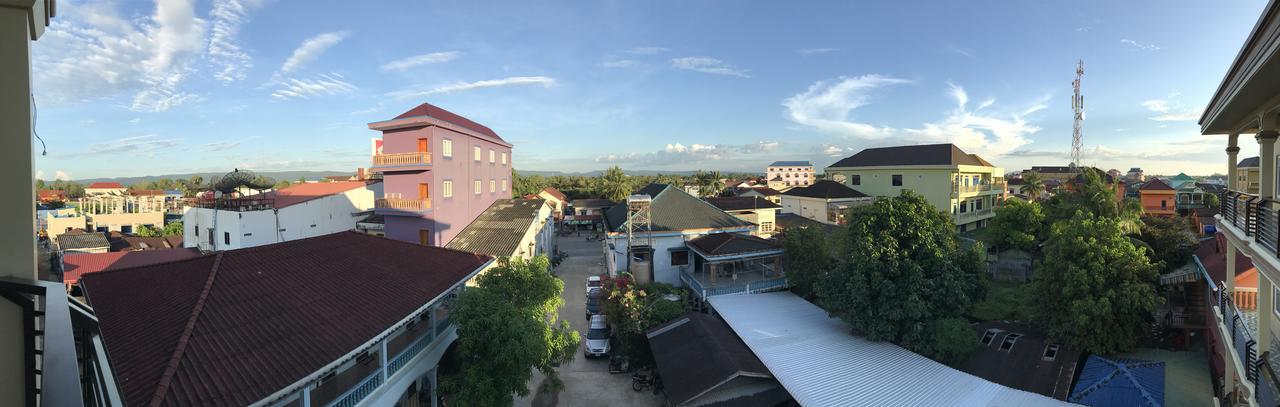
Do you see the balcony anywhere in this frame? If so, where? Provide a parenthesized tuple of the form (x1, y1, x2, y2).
(375, 196, 431, 215)
(680, 264, 788, 302)
(956, 207, 993, 223)
(370, 152, 431, 172)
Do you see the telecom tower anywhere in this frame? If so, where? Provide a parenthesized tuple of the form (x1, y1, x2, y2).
(1070, 59, 1085, 170)
(626, 194, 653, 282)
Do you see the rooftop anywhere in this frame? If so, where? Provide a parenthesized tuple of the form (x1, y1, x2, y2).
(80, 232, 491, 406)
(828, 143, 995, 168)
(539, 186, 568, 201)
(248, 180, 375, 209)
(769, 161, 812, 167)
(687, 233, 782, 258)
(445, 198, 548, 258)
(56, 232, 111, 251)
(108, 234, 184, 252)
(962, 321, 1080, 400)
(1140, 179, 1175, 191)
(739, 186, 782, 196)
(87, 182, 125, 189)
(781, 180, 869, 199)
(1239, 156, 1261, 168)
(380, 102, 505, 142)
(1068, 355, 1164, 407)
(703, 196, 781, 211)
(570, 198, 614, 208)
(62, 248, 201, 284)
(603, 184, 752, 233)
(646, 313, 777, 407)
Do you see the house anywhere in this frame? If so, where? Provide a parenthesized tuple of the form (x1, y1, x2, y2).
(1200, 1, 1280, 402)
(766, 160, 815, 188)
(64, 189, 169, 234)
(37, 189, 67, 203)
(183, 180, 381, 251)
(533, 186, 568, 219)
(55, 230, 111, 254)
(708, 292, 1072, 406)
(1172, 176, 1210, 211)
(736, 186, 782, 204)
(445, 198, 555, 272)
(703, 196, 781, 238)
(1138, 179, 1177, 217)
(567, 198, 613, 231)
(108, 233, 184, 252)
(60, 248, 200, 291)
(646, 313, 787, 406)
(779, 180, 873, 225)
(601, 184, 756, 286)
(84, 181, 126, 196)
(1237, 156, 1260, 194)
(571, 198, 613, 216)
(367, 102, 513, 246)
(1107, 168, 1122, 181)
(43, 208, 86, 239)
(79, 232, 492, 407)
(825, 143, 1005, 232)
(962, 321, 1080, 401)
(1126, 167, 1146, 183)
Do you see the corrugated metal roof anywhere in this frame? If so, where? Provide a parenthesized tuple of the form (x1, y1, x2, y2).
(602, 184, 753, 232)
(1068, 356, 1164, 407)
(445, 198, 547, 258)
(708, 292, 1078, 407)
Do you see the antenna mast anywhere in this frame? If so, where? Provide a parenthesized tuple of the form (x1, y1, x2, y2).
(1071, 59, 1085, 170)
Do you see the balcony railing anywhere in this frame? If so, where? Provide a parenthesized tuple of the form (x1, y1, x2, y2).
(186, 197, 275, 212)
(1218, 281, 1262, 387)
(956, 208, 993, 222)
(952, 183, 1000, 195)
(375, 197, 431, 212)
(371, 152, 431, 168)
(1259, 352, 1280, 407)
(680, 267, 788, 300)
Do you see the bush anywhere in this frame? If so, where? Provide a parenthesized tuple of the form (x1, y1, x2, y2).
(920, 318, 979, 367)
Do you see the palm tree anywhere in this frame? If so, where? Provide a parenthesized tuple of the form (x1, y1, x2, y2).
(695, 170, 724, 197)
(599, 166, 631, 202)
(1021, 171, 1045, 200)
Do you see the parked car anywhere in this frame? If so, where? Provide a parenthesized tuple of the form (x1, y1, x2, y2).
(585, 290, 603, 319)
(586, 275, 603, 295)
(585, 314, 611, 358)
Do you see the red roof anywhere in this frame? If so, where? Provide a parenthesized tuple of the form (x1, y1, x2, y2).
(37, 189, 67, 199)
(1140, 179, 1174, 191)
(80, 232, 491, 406)
(393, 102, 504, 141)
(62, 248, 201, 284)
(260, 181, 374, 208)
(541, 187, 568, 201)
(129, 189, 166, 196)
(87, 182, 125, 189)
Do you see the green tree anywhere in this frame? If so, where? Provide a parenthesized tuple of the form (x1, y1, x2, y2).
(135, 224, 163, 237)
(1205, 192, 1220, 208)
(983, 197, 1045, 251)
(444, 257, 578, 406)
(162, 221, 184, 236)
(1137, 216, 1195, 273)
(783, 225, 832, 299)
(1043, 168, 1140, 233)
(1032, 211, 1162, 354)
(273, 180, 293, 190)
(817, 192, 986, 363)
(598, 166, 631, 202)
(35, 179, 46, 190)
(1020, 171, 1045, 200)
(600, 277, 688, 364)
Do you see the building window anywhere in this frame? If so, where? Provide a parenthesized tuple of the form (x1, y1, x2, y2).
(1161, 200, 1167, 209)
(442, 139, 453, 157)
(959, 202, 968, 213)
(474, 146, 481, 161)
(760, 221, 774, 232)
(195, 225, 200, 237)
(502, 179, 508, 191)
(1000, 333, 1022, 351)
(501, 152, 508, 165)
(975, 199, 983, 211)
(671, 250, 689, 266)
(489, 149, 496, 163)
(1042, 344, 1060, 361)
(892, 174, 903, 186)
(851, 175, 861, 185)
(490, 179, 496, 193)
(223, 232, 230, 245)
(474, 180, 481, 194)
(981, 329, 998, 345)
(443, 181, 453, 198)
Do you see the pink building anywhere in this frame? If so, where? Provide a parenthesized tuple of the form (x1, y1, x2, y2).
(368, 103, 513, 246)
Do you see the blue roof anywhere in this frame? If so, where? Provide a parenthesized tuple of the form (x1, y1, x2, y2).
(1069, 356, 1164, 407)
(769, 161, 812, 167)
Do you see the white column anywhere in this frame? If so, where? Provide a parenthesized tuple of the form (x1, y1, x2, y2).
(1259, 130, 1278, 200)
(0, 4, 38, 279)
(1229, 133, 1241, 192)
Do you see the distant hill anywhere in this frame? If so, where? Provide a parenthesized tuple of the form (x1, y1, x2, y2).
(72, 171, 354, 186)
(518, 169, 756, 177)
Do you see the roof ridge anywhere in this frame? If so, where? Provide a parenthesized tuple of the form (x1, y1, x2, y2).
(148, 252, 224, 407)
(77, 249, 209, 280)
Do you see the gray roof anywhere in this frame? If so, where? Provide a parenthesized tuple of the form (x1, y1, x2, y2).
(703, 196, 781, 211)
(829, 143, 994, 168)
(445, 198, 547, 258)
(603, 184, 753, 232)
(57, 232, 111, 250)
(1239, 156, 1260, 167)
(647, 313, 774, 406)
(781, 180, 868, 199)
(769, 160, 812, 167)
(570, 198, 613, 209)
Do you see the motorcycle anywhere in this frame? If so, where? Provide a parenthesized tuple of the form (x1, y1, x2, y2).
(631, 371, 662, 393)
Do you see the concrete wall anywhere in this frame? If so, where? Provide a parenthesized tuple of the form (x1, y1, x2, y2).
(606, 229, 753, 286)
(184, 185, 378, 250)
(87, 212, 164, 233)
(825, 164, 1003, 229)
(766, 165, 815, 188)
(46, 214, 87, 239)
(725, 208, 778, 237)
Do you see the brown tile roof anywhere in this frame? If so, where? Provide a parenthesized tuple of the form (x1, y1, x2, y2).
(80, 232, 491, 406)
(740, 186, 781, 196)
(829, 143, 993, 168)
(1140, 179, 1174, 191)
(647, 313, 772, 406)
(88, 182, 125, 189)
(62, 248, 201, 284)
(540, 187, 567, 201)
(109, 235, 184, 252)
(393, 102, 504, 141)
(38, 189, 68, 199)
(687, 233, 782, 257)
(1199, 234, 1254, 286)
(962, 321, 1080, 400)
(703, 196, 781, 211)
(781, 180, 868, 199)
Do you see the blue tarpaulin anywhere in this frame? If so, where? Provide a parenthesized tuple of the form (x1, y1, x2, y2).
(1069, 355, 1165, 407)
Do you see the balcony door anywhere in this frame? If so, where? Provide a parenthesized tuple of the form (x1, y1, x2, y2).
(419, 183, 429, 200)
(419, 229, 431, 246)
(417, 138, 429, 153)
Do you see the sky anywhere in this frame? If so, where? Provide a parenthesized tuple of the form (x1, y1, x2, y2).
(30, 0, 1271, 180)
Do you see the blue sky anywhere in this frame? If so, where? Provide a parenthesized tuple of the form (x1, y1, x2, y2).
(31, 0, 1269, 180)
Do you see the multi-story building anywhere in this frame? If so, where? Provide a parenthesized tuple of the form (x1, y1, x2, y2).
(1238, 156, 1261, 194)
(766, 161, 815, 188)
(446, 198, 556, 276)
(1202, 2, 1280, 404)
(368, 103, 513, 246)
(704, 196, 782, 238)
(779, 180, 873, 226)
(183, 180, 380, 251)
(84, 181, 126, 196)
(1126, 167, 1146, 183)
(1138, 179, 1177, 217)
(825, 143, 1005, 232)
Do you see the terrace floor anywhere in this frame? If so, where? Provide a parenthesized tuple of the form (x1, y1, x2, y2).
(1116, 348, 1214, 407)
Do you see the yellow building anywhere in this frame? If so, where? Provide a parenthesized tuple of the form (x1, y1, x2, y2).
(824, 143, 1004, 232)
(1238, 156, 1260, 194)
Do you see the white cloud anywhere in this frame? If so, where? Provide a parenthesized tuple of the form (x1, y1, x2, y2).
(380, 51, 460, 72)
(784, 75, 1047, 157)
(597, 141, 780, 164)
(387, 76, 556, 99)
(55, 171, 72, 181)
(797, 48, 838, 56)
(670, 57, 750, 78)
(600, 59, 639, 68)
(203, 141, 241, 151)
(33, 0, 207, 112)
(64, 135, 182, 158)
(1142, 96, 1202, 121)
(1142, 99, 1169, 113)
(1120, 39, 1161, 51)
(627, 47, 668, 55)
(36, 170, 45, 179)
(271, 73, 357, 100)
(280, 31, 348, 74)
(208, 0, 264, 83)
(947, 46, 976, 59)
(128, 118, 142, 124)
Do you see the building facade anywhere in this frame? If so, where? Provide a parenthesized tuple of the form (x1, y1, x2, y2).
(778, 180, 873, 226)
(368, 103, 513, 246)
(183, 181, 380, 251)
(446, 198, 556, 275)
(1238, 156, 1261, 195)
(704, 196, 782, 238)
(1138, 179, 1177, 217)
(825, 144, 1004, 232)
(766, 161, 815, 188)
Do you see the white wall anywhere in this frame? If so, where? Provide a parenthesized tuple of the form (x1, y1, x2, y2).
(184, 185, 379, 251)
(606, 229, 752, 286)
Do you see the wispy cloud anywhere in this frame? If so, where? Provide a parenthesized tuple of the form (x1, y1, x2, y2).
(627, 46, 668, 55)
(202, 141, 241, 151)
(271, 73, 357, 100)
(281, 31, 349, 74)
(1142, 95, 1202, 121)
(208, 0, 264, 83)
(797, 48, 838, 56)
(128, 118, 142, 124)
(600, 59, 639, 68)
(66, 135, 183, 157)
(1120, 39, 1161, 51)
(783, 74, 911, 139)
(55, 170, 72, 181)
(387, 76, 556, 99)
(597, 141, 780, 164)
(380, 51, 460, 72)
(947, 45, 977, 59)
(670, 57, 750, 78)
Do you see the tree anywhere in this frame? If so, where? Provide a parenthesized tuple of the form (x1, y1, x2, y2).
(273, 180, 293, 190)
(1206, 192, 1220, 208)
(1137, 216, 1195, 273)
(599, 276, 689, 365)
(443, 257, 578, 406)
(35, 179, 46, 190)
(162, 221, 184, 236)
(1043, 168, 1140, 233)
(598, 166, 631, 202)
(135, 225, 163, 237)
(983, 197, 1045, 251)
(1021, 171, 1045, 200)
(1032, 211, 1162, 354)
(782, 225, 832, 299)
(817, 192, 986, 363)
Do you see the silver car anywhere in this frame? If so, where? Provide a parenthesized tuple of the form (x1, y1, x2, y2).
(585, 314, 611, 358)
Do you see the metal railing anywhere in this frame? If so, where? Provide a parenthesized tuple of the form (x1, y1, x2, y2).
(1219, 282, 1261, 385)
(680, 268, 788, 299)
(372, 152, 431, 167)
(326, 369, 384, 407)
(386, 329, 434, 378)
(376, 197, 431, 212)
(952, 183, 995, 194)
(1260, 200, 1280, 256)
(957, 208, 993, 222)
(1258, 351, 1280, 407)
(186, 197, 275, 211)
